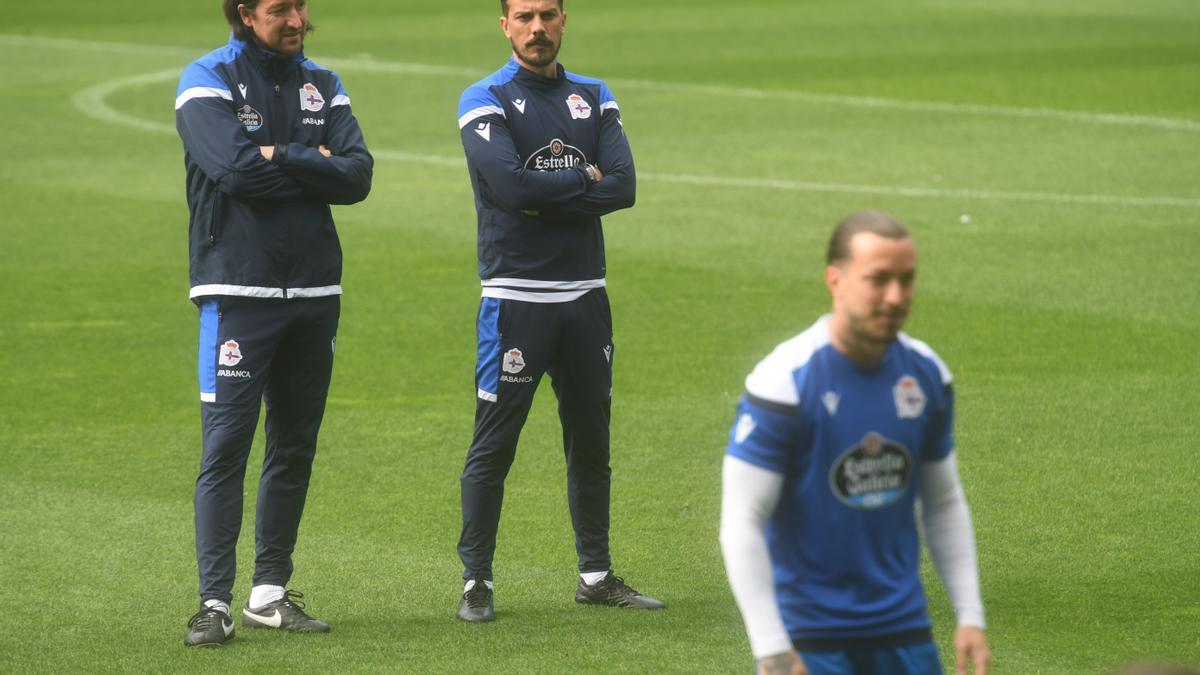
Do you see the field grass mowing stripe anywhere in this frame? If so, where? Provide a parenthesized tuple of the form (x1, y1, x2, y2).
(10, 32, 1200, 133)
(71, 68, 1200, 210)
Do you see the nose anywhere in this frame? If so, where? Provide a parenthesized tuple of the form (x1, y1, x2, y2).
(882, 280, 906, 307)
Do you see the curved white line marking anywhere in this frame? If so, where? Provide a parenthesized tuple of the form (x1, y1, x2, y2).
(14, 32, 1200, 132)
(71, 69, 1200, 209)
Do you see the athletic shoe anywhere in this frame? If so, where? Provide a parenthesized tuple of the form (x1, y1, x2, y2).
(243, 589, 331, 632)
(184, 606, 234, 647)
(457, 577, 495, 622)
(575, 571, 666, 609)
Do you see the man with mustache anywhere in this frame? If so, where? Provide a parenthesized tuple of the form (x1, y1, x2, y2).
(175, 0, 372, 647)
(720, 212, 991, 674)
(454, 0, 663, 622)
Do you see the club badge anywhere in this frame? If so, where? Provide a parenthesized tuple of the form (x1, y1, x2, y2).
(219, 340, 244, 367)
(300, 83, 325, 112)
(502, 348, 526, 374)
(566, 93, 592, 120)
(893, 375, 926, 419)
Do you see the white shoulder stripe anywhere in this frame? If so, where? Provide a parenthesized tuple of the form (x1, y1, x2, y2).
(744, 316, 832, 407)
(331, 94, 350, 107)
(175, 86, 232, 110)
(898, 332, 953, 384)
(600, 101, 620, 112)
(458, 105, 505, 129)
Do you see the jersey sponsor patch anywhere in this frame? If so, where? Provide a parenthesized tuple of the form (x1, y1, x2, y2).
(828, 432, 912, 510)
(524, 138, 587, 172)
(502, 348, 526, 374)
(893, 375, 926, 419)
(236, 105, 263, 132)
(219, 340, 244, 367)
(300, 83, 325, 112)
(566, 93, 592, 119)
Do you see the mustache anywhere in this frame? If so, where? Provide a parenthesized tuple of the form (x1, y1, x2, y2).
(526, 38, 553, 47)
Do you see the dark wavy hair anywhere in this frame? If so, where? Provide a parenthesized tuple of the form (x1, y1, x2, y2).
(500, 0, 563, 16)
(223, 0, 315, 44)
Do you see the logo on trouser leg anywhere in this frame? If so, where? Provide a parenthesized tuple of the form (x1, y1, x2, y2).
(219, 340, 243, 367)
(331, 335, 337, 354)
(502, 348, 526, 374)
(602, 345, 612, 363)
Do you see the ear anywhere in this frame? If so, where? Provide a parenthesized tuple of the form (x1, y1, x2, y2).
(824, 264, 840, 296)
(237, 3, 254, 27)
(499, 15, 510, 38)
(561, 11, 567, 31)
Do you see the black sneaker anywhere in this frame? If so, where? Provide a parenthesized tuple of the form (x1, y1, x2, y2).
(243, 589, 331, 632)
(184, 606, 234, 647)
(457, 577, 495, 622)
(575, 571, 666, 610)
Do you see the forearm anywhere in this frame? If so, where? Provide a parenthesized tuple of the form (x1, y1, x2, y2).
(921, 453, 985, 628)
(720, 456, 794, 658)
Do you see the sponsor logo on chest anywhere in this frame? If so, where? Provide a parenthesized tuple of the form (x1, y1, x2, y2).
(236, 105, 263, 132)
(828, 432, 913, 510)
(524, 138, 587, 172)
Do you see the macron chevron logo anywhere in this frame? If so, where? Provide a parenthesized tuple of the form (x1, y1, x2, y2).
(237, 83, 247, 99)
(513, 98, 526, 114)
(475, 122, 491, 141)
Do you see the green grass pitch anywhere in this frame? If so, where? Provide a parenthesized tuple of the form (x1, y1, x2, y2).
(1, 0, 1198, 672)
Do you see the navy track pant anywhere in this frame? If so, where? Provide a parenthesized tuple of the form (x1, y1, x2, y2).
(458, 288, 614, 580)
(194, 295, 339, 604)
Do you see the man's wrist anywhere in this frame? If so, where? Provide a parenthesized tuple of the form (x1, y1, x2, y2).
(584, 164, 600, 183)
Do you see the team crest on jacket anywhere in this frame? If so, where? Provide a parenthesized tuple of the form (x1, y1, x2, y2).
(236, 105, 263, 132)
(219, 340, 244, 367)
(502, 348, 526, 374)
(525, 138, 587, 172)
(566, 93, 592, 119)
(300, 83, 325, 112)
(829, 432, 912, 510)
(893, 375, 926, 419)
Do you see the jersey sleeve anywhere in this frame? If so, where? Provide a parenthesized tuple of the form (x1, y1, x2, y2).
(175, 62, 304, 203)
(273, 70, 374, 205)
(458, 85, 591, 211)
(925, 383, 955, 461)
(546, 82, 636, 219)
(727, 352, 803, 474)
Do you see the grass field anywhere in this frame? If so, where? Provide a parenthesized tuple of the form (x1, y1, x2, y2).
(2, 0, 1198, 672)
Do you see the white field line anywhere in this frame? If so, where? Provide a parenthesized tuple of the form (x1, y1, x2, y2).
(11, 32, 1200, 132)
(54, 40, 1200, 209)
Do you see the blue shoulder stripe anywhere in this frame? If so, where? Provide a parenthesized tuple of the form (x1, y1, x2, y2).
(563, 70, 616, 106)
(176, 37, 244, 96)
(302, 59, 348, 98)
(457, 59, 519, 117)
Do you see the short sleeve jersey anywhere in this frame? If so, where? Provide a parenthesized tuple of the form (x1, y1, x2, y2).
(726, 315, 955, 640)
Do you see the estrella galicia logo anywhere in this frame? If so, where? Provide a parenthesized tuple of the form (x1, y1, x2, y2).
(524, 138, 587, 172)
(236, 105, 263, 132)
(828, 432, 912, 510)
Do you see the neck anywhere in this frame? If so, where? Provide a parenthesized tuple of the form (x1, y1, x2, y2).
(828, 314, 888, 367)
(514, 53, 558, 78)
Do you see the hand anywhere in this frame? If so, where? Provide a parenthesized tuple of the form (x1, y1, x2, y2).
(318, 145, 333, 157)
(953, 626, 991, 675)
(259, 145, 274, 160)
(757, 651, 808, 675)
(586, 163, 604, 182)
